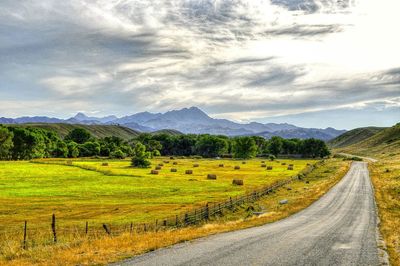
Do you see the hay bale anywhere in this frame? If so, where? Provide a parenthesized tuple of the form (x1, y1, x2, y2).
(173, 162, 178, 165)
(261, 164, 267, 168)
(261, 161, 265, 163)
(219, 164, 224, 167)
(163, 160, 170, 164)
(170, 156, 175, 160)
(242, 161, 246, 164)
(281, 162, 286, 166)
(66, 160, 73, 165)
(207, 174, 217, 180)
(289, 164, 294, 167)
(102, 162, 109, 166)
(267, 166, 273, 170)
(158, 163, 164, 167)
(170, 168, 177, 172)
(279, 199, 288, 205)
(150, 170, 159, 175)
(185, 170, 193, 174)
(193, 164, 199, 167)
(232, 179, 243, 186)
(287, 166, 294, 170)
(155, 166, 162, 170)
(234, 166, 240, 170)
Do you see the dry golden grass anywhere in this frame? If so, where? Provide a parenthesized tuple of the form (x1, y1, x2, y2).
(0, 159, 349, 266)
(370, 154, 400, 266)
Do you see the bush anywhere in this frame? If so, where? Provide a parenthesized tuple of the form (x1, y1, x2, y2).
(131, 143, 151, 168)
(110, 149, 126, 159)
(269, 155, 276, 161)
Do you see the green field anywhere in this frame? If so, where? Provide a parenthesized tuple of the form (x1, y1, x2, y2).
(0, 158, 314, 231)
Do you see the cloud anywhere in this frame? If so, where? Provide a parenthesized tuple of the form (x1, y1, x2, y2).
(0, 0, 399, 128)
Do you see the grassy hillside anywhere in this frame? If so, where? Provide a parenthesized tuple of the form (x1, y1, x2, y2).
(328, 127, 385, 148)
(336, 124, 400, 157)
(8, 123, 140, 140)
(152, 129, 183, 135)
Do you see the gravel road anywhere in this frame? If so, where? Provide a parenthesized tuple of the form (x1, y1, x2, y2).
(115, 162, 379, 266)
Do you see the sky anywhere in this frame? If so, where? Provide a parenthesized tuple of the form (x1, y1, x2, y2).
(0, 0, 399, 129)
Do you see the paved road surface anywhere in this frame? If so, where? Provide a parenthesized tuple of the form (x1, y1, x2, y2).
(115, 162, 379, 266)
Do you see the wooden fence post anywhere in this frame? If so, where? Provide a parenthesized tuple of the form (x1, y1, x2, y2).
(155, 220, 158, 232)
(51, 214, 57, 243)
(230, 197, 233, 209)
(85, 221, 88, 235)
(103, 224, 111, 235)
(144, 223, 147, 232)
(23, 221, 27, 250)
(184, 213, 189, 224)
(175, 215, 178, 226)
(205, 203, 209, 220)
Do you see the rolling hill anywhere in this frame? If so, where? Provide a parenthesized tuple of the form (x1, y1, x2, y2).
(334, 123, 400, 157)
(8, 124, 140, 140)
(328, 127, 386, 148)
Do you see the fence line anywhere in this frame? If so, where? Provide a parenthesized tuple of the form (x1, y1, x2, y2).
(1, 161, 320, 250)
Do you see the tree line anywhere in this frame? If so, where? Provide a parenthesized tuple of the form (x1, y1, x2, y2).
(0, 125, 330, 161)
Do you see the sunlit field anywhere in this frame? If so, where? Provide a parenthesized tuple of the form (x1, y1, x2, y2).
(0, 157, 314, 231)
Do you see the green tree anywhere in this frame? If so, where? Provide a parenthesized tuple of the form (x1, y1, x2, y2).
(65, 128, 92, 144)
(110, 149, 126, 159)
(131, 142, 151, 168)
(195, 135, 228, 158)
(53, 141, 68, 158)
(66, 141, 79, 158)
(79, 141, 100, 157)
(0, 126, 13, 159)
(300, 138, 331, 158)
(268, 136, 283, 156)
(233, 136, 258, 159)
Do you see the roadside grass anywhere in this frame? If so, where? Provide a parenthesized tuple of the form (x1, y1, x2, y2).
(0, 158, 349, 266)
(369, 153, 400, 265)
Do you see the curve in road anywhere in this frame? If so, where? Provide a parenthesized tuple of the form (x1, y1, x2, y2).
(115, 162, 379, 266)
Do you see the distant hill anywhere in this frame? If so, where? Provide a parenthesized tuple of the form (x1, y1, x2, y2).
(1, 106, 346, 140)
(335, 123, 400, 157)
(328, 127, 386, 148)
(151, 129, 183, 135)
(256, 127, 346, 141)
(8, 124, 140, 140)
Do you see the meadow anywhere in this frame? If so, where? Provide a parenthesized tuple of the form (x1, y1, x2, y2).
(0, 157, 314, 233)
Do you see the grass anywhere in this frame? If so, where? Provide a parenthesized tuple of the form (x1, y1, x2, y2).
(0, 158, 349, 265)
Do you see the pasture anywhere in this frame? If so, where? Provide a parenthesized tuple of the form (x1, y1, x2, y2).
(0, 157, 314, 231)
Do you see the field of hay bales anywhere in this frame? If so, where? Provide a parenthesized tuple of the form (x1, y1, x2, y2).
(0, 157, 314, 230)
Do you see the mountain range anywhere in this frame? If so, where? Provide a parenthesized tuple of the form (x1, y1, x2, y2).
(0, 107, 346, 140)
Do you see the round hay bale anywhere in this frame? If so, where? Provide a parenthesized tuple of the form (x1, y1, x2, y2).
(170, 168, 177, 172)
(219, 164, 224, 167)
(150, 170, 159, 175)
(185, 170, 193, 174)
(287, 166, 294, 170)
(232, 179, 244, 186)
(170, 156, 175, 160)
(261, 164, 267, 168)
(289, 164, 294, 167)
(102, 162, 109, 166)
(207, 174, 217, 180)
(267, 166, 273, 170)
(158, 163, 164, 167)
(163, 160, 170, 164)
(155, 166, 162, 170)
(234, 166, 240, 170)
(66, 160, 73, 165)
(173, 162, 178, 165)
(242, 161, 246, 164)
(193, 164, 199, 167)
(261, 161, 265, 163)
(281, 162, 286, 165)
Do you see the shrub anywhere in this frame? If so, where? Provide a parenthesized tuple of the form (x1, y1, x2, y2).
(185, 170, 193, 174)
(269, 155, 276, 161)
(207, 174, 217, 180)
(232, 179, 244, 186)
(131, 143, 151, 168)
(171, 168, 177, 172)
(110, 149, 125, 159)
